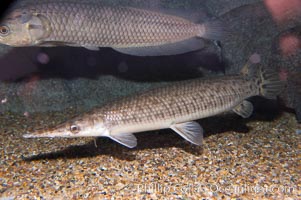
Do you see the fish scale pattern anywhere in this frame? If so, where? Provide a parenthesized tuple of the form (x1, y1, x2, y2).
(26, 2, 200, 47)
(91, 76, 259, 129)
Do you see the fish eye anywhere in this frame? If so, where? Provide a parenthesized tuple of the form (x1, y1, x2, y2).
(70, 125, 80, 134)
(0, 26, 10, 36)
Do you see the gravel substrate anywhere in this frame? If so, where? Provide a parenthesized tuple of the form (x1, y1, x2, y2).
(0, 109, 300, 199)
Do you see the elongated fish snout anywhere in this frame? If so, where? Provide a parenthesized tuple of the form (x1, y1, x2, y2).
(22, 119, 108, 139)
(23, 132, 60, 138)
(23, 127, 71, 138)
(23, 133, 37, 138)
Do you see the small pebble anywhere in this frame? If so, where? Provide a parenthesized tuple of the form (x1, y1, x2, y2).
(1, 98, 7, 104)
(23, 112, 29, 117)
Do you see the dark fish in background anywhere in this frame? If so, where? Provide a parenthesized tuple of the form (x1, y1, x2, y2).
(0, 0, 15, 20)
(274, 26, 301, 123)
(24, 60, 283, 148)
(288, 72, 301, 123)
(0, 2, 222, 56)
(280, 71, 301, 123)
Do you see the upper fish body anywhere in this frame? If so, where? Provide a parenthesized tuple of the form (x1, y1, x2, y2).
(24, 62, 283, 148)
(0, 2, 221, 56)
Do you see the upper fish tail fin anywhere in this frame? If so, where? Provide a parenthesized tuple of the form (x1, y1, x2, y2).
(258, 66, 285, 99)
(200, 20, 224, 41)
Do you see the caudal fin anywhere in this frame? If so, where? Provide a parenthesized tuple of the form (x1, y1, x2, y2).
(201, 20, 224, 41)
(259, 67, 285, 99)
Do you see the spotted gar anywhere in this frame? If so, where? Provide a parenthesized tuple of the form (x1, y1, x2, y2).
(23, 61, 283, 148)
(0, 1, 222, 56)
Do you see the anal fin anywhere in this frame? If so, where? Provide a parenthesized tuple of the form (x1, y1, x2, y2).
(170, 121, 203, 146)
(233, 100, 253, 118)
(109, 132, 137, 148)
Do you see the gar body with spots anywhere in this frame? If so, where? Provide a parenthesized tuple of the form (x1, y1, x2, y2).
(24, 63, 283, 148)
(0, 1, 221, 56)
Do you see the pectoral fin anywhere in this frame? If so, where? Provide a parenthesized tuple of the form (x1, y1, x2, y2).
(109, 132, 137, 148)
(233, 100, 253, 118)
(170, 121, 203, 145)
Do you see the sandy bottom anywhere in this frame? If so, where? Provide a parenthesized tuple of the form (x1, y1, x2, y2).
(0, 109, 300, 199)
